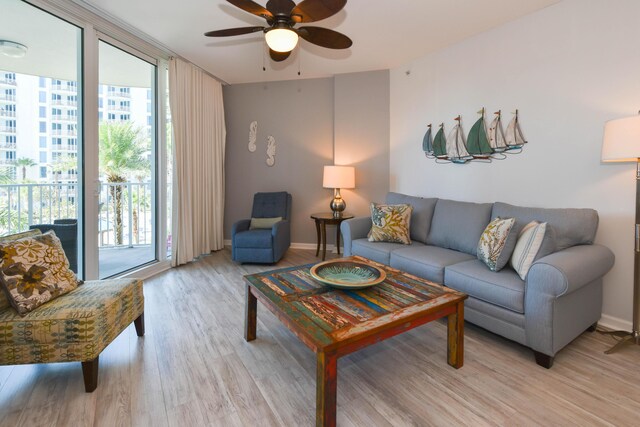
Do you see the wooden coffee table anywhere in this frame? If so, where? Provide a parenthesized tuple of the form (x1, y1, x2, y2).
(243, 256, 468, 427)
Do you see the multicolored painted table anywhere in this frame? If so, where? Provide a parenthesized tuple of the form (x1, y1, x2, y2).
(243, 256, 468, 427)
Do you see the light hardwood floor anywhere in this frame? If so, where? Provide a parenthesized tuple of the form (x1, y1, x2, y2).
(1, 248, 639, 426)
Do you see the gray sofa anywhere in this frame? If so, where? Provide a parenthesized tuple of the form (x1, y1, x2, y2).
(341, 192, 615, 368)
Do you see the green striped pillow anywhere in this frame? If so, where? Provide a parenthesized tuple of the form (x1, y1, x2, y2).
(510, 221, 547, 280)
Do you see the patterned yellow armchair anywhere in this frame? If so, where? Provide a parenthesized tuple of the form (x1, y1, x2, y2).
(0, 231, 144, 392)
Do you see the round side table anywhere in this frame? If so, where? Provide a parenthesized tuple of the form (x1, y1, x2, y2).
(310, 213, 355, 261)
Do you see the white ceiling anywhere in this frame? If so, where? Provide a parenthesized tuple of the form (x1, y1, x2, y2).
(4, 0, 561, 85)
(78, 0, 559, 84)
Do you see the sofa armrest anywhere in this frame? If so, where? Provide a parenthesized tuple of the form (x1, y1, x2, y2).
(341, 216, 372, 256)
(527, 244, 615, 297)
(232, 219, 251, 236)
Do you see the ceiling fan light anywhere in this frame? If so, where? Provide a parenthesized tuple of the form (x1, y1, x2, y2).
(265, 29, 298, 53)
(0, 40, 28, 58)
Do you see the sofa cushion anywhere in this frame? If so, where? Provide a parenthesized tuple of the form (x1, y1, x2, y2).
(385, 192, 438, 244)
(492, 202, 598, 251)
(390, 245, 475, 284)
(445, 259, 525, 313)
(352, 239, 425, 265)
(427, 199, 493, 255)
(368, 203, 413, 244)
(234, 229, 272, 248)
(477, 217, 518, 272)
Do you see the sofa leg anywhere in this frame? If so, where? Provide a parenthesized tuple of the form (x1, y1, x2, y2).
(587, 322, 598, 332)
(533, 351, 554, 369)
(134, 313, 145, 337)
(81, 356, 99, 392)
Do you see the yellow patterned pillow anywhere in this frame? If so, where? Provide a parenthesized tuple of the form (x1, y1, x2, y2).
(477, 217, 517, 272)
(367, 203, 413, 244)
(0, 229, 42, 311)
(0, 231, 79, 316)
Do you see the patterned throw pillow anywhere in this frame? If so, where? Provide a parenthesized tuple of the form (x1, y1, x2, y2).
(477, 217, 517, 272)
(367, 203, 413, 244)
(0, 229, 42, 311)
(510, 221, 548, 280)
(0, 231, 79, 316)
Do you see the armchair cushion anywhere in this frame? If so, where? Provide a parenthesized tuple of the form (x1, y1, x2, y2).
(234, 229, 273, 249)
(250, 217, 282, 229)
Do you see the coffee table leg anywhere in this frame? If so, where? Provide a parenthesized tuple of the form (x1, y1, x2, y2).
(245, 284, 257, 342)
(447, 301, 464, 368)
(316, 351, 337, 427)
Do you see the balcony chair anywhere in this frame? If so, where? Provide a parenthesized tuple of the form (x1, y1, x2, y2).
(232, 191, 292, 264)
(30, 219, 77, 273)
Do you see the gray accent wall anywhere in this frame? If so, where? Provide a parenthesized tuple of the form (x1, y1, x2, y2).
(224, 78, 334, 245)
(224, 70, 390, 245)
(334, 70, 390, 218)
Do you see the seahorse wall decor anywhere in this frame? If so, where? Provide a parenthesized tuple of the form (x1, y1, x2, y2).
(266, 136, 276, 166)
(248, 121, 257, 152)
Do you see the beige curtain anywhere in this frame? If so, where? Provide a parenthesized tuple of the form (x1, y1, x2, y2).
(168, 57, 226, 266)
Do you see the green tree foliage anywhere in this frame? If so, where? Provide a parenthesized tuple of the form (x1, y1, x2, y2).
(13, 157, 36, 181)
(99, 122, 149, 245)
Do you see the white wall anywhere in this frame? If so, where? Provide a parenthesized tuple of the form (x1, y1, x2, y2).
(390, 0, 640, 328)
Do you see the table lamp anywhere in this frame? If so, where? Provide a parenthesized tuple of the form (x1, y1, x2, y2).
(601, 114, 640, 353)
(323, 165, 355, 218)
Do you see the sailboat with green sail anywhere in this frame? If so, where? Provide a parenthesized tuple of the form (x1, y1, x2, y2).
(422, 124, 434, 158)
(466, 108, 493, 160)
(505, 109, 527, 152)
(432, 123, 448, 161)
(446, 116, 472, 164)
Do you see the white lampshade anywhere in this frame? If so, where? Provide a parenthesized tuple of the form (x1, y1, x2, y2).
(602, 115, 640, 162)
(323, 165, 355, 189)
(265, 29, 299, 53)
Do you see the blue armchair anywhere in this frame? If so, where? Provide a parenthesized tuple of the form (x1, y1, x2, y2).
(232, 192, 292, 264)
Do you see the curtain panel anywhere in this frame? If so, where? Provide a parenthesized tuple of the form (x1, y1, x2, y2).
(168, 58, 226, 266)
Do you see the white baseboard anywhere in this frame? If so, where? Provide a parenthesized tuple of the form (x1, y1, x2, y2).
(224, 240, 337, 252)
(598, 314, 632, 331)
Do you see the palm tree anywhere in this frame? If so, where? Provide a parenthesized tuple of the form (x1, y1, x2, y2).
(99, 122, 149, 245)
(13, 157, 36, 181)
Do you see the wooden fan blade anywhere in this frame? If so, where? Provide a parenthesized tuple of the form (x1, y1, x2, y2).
(266, 0, 296, 15)
(290, 0, 346, 23)
(269, 49, 291, 62)
(296, 26, 352, 49)
(204, 26, 265, 37)
(227, 0, 273, 19)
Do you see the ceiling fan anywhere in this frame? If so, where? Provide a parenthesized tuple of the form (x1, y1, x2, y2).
(205, 0, 352, 62)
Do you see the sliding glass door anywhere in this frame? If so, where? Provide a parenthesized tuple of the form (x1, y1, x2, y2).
(97, 40, 157, 278)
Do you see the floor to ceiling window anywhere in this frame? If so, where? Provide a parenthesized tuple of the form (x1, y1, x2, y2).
(97, 40, 157, 278)
(0, 0, 82, 275)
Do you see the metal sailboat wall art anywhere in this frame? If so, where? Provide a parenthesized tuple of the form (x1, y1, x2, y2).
(504, 109, 527, 152)
(466, 108, 493, 161)
(446, 116, 472, 164)
(422, 124, 434, 158)
(421, 108, 528, 164)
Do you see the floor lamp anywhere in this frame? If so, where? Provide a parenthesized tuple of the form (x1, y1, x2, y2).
(601, 114, 640, 353)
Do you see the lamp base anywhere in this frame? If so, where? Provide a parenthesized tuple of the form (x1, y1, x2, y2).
(330, 188, 346, 218)
(599, 329, 640, 354)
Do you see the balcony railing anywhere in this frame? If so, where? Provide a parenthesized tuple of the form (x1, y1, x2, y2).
(51, 99, 77, 107)
(0, 126, 16, 133)
(0, 181, 153, 249)
(51, 114, 77, 122)
(0, 142, 16, 149)
(0, 78, 16, 85)
(0, 110, 16, 118)
(107, 91, 131, 98)
(0, 94, 16, 102)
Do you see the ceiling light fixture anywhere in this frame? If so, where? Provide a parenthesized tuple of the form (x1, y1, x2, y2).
(264, 28, 298, 53)
(0, 40, 28, 58)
